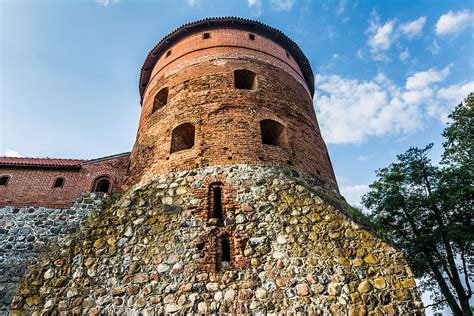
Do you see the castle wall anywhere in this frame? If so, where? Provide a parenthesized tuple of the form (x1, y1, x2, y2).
(9, 166, 423, 315)
(0, 155, 130, 208)
(0, 193, 108, 314)
(128, 28, 338, 192)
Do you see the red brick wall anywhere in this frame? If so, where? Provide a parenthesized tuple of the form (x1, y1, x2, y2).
(128, 27, 338, 192)
(0, 155, 130, 208)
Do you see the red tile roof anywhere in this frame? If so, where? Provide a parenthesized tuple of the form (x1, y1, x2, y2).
(0, 157, 85, 168)
(0, 152, 130, 168)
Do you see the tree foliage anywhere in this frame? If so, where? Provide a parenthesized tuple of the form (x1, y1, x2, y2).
(362, 93, 473, 315)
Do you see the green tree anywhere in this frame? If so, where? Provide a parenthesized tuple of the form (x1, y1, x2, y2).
(362, 93, 473, 315)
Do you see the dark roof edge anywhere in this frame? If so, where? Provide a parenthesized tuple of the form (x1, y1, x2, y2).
(81, 152, 131, 165)
(139, 17, 314, 102)
(0, 164, 82, 170)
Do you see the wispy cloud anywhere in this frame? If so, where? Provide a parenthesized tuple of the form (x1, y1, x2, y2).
(336, 0, 346, 16)
(357, 154, 374, 161)
(436, 9, 473, 37)
(336, 0, 349, 23)
(325, 25, 336, 40)
(314, 65, 472, 144)
(428, 40, 441, 55)
(399, 47, 410, 61)
(270, 0, 294, 11)
(319, 54, 341, 72)
(96, 0, 119, 7)
(399, 16, 427, 39)
(247, 0, 262, 17)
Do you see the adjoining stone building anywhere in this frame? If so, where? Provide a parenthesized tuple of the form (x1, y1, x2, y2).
(3, 17, 424, 315)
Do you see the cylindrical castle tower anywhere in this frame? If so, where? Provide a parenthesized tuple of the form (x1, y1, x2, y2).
(127, 17, 338, 192)
(10, 18, 425, 315)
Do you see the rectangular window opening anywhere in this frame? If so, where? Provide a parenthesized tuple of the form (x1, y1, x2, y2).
(221, 237, 231, 263)
(213, 186, 223, 222)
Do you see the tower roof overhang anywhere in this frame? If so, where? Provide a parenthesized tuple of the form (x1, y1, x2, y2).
(139, 17, 315, 103)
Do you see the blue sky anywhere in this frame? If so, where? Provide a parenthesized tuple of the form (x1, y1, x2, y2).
(1, 0, 473, 210)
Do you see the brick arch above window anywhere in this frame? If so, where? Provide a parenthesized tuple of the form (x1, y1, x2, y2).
(170, 122, 195, 154)
(234, 69, 257, 90)
(91, 175, 112, 193)
(152, 87, 169, 114)
(52, 177, 65, 188)
(259, 119, 289, 149)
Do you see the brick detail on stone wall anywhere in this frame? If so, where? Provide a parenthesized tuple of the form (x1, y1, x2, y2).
(188, 175, 248, 273)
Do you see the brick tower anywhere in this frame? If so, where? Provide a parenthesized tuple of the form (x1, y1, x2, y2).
(128, 17, 338, 193)
(10, 18, 423, 315)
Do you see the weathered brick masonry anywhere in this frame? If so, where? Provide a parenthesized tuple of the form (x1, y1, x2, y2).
(0, 153, 130, 208)
(128, 19, 338, 192)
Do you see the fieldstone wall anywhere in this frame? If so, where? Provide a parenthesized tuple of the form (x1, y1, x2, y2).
(0, 193, 108, 315)
(10, 165, 423, 315)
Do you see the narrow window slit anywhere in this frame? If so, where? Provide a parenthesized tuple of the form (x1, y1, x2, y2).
(213, 186, 223, 221)
(221, 236, 231, 263)
(208, 182, 224, 222)
(203, 32, 210, 39)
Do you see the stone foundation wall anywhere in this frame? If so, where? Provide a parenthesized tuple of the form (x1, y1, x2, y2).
(10, 165, 423, 315)
(0, 193, 108, 314)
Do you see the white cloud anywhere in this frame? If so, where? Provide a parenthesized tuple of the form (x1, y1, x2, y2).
(356, 49, 364, 60)
(247, 0, 262, 16)
(270, 0, 294, 11)
(435, 9, 473, 37)
(3, 150, 21, 157)
(399, 16, 427, 39)
(315, 73, 420, 144)
(368, 21, 394, 51)
(432, 81, 474, 123)
(428, 40, 441, 55)
(366, 10, 395, 60)
(96, 0, 119, 7)
(340, 184, 370, 207)
(405, 65, 451, 90)
(314, 65, 470, 145)
(399, 47, 410, 61)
